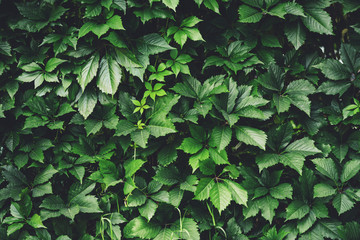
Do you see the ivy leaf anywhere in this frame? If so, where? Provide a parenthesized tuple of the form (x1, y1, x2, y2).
(27, 214, 46, 229)
(137, 33, 175, 56)
(106, 15, 124, 30)
(238, 5, 262, 23)
(124, 216, 161, 239)
(194, 178, 215, 200)
(210, 182, 232, 213)
(341, 159, 360, 183)
(131, 129, 150, 148)
(235, 126, 267, 150)
(270, 183, 293, 200)
(97, 54, 122, 95)
(315, 59, 351, 80)
(332, 193, 354, 215)
(314, 183, 336, 198)
(139, 199, 158, 221)
(162, 0, 179, 11)
(302, 7, 333, 35)
(209, 126, 232, 151)
(78, 89, 97, 119)
(284, 21, 306, 50)
(171, 218, 200, 240)
(223, 179, 248, 206)
(45, 58, 66, 72)
(204, 0, 220, 14)
(33, 165, 57, 186)
(178, 137, 203, 154)
(78, 52, 100, 91)
(286, 200, 310, 221)
(312, 158, 339, 181)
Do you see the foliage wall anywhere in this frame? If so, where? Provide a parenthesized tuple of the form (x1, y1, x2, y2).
(1, 0, 360, 239)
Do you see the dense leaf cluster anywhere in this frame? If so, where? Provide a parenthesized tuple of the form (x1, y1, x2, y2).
(1, 0, 360, 239)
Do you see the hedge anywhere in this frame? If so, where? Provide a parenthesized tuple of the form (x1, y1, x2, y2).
(1, 0, 360, 239)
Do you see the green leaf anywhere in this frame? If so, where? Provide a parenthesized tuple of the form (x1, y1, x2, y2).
(124, 159, 146, 178)
(178, 137, 203, 154)
(91, 24, 109, 38)
(317, 81, 351, 96)
(34, 164, 57, 186)
(131, 129, 150, 148)
(238, 5, 262, 23)
(279, 153, 305, 175)
(209, 126, 232, 151)
(286, 200, 310, 221)
(182, 28, 204, 41)
(84, 119, 102, 136)
(139, 199, 158, 221)
(210, 182, 232, 213)
(333, 193, 354, 215)
(285, 137, 321, 156)
(78, 53, 100, 91)
(181, 16, 202, 27)
(285, 2, 306, 17)
(194, 178, 215, 200)
(235, 126, 267, 150)
(137, 33, 175, 55)
(284, 22, 306, 50)
(45, 58, 66, 72)
(298, 211, 316, 234)
(174, 30, 187, 48)
(223, 179, 248, 206)
(259, 195, 279, 223)
(256, 154, 280, 172)
(27, 214, 46, 229)
(209, 148, 229, 165)
(97, 54, 122, 95)
(270, 183, 293, 200)
(341, 159, 360, 182)
(312, 158, 339, 181)
(314, 183, 336, 198)
(315, 59, 351, 80)
(124, 217, 161, 239)
(79, 22, 96, 38)
(204, 0, 220, 13)
(302, 7, 333, 35)
(171, 218, 200, 240)
(7, 223, 24, 235)
(162, 0, 179, 11)
(106, 15, 124, 30)
(78, 89, 97, 119)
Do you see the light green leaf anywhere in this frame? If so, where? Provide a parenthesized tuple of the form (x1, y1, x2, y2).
(210, 182, 232, 213)
(124, 217, 161, 239)
(284, 21, 306, 50)
(256, 153, 280, 172)
(314, 183, 336, 198)
(178, 137, 203, 154)
(312, 158, 339, 181)
(279, 153, 305, 175)
(34, 164, 57, 186)
(182, 27, 204, 41)
(286, 200, 310, 221)
(139, 199, 158, 221)
(162, 0, 179, 11)
(285, 137, 321, 156)
(91, 23, 109, 38)
(259, 195, 279, 223)
(131, 129, 150, 148)
(235, 126, 267, 150)
(209, 148, 229, 165)
(270, 183, 293, 200)
(181, 16, 202, 27)
(79, 22, 96, 38)
(209, 126, 232, 151)
(238, 5, 262, 23)
(273, 94, 291, 113)
(174, 30, 187, 48)
(106, 15, 124, 30)
(45, 58, 66, 72)
(332, 193, 354, 215)
(78, 89, 97, 119)
(341, 159, 360, 182)
(302, 7, 333, 35)
(124, 159, 146, 178)
(194, 178, 215, 200)
(285, 2, 306, 17)
(78, 53, 100, 91)
(204, 0, 220, 14)
(97, 54, 122, 95)
(138, 33, 175, 55)
(171, 218, 200, 240)
(27, 214, 46, 229)
(223, 179, 248, 206)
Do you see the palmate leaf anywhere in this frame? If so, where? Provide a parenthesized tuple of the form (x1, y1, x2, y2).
(284, 21, 306, 50)
(312, 158, 339, 181)
(223, 179, 248, 206)
(194, 178, 215, 200)
(315, 59, 351, 80)
(171, 218, 200, 240)
(97, 54, 122, 95)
